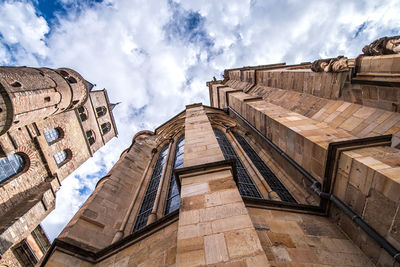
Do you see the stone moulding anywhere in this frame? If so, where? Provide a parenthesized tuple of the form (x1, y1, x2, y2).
(39, 210, 179, 266)
(173, 159, 238, 193)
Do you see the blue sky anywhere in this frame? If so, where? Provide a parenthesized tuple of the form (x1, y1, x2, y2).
(1, 0, 400, 241)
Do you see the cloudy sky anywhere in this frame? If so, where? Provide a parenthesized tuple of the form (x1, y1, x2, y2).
(1, 0, 399, 241)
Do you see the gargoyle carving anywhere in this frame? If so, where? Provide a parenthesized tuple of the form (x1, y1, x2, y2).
(311, 56, 350, 72)
(362, 36, 400, 56)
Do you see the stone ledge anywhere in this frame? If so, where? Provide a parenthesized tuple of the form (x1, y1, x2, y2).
(174, 159, 238, 193)
(40, 210, 179, 266)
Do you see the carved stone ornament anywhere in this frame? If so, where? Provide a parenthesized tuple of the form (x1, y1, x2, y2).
(362, 35, 400, 56)
(311, 56, 350, 73)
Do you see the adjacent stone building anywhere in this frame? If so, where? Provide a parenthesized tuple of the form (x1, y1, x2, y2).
(0, 67, 118, 266)
(39, 38, 400, 266)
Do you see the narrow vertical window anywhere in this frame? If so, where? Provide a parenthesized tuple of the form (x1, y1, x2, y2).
(86, 130, 95, 146)
(134, 145, 169, 231)
(165, 136, 184, 214)
(233, 132, 297, 203)
(77, 107, 88, 121)
(95, 106, 107, 117)
(44, 128, 62, 144)
(0, 153, 26, 183)
(213, 129, 261, 198)
(101, 122, 111, 135)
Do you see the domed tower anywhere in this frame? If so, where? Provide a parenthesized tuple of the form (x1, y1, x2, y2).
(0, 66, 89, 135)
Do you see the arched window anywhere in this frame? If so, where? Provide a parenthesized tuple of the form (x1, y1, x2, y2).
(86, 130, 95, 146)
(165, 136, 184, 215)
(233, 132, 297, 203)
(44, 128, 63, 144)
(0, 153, 26, 183)
(101, 122, 111, 135)
(95, 106, 107, 117)
(53, 149, 71, 168)
(77, 107, 87, 121)
(134, 145, 169, 231)
(213, 129, 261, 198)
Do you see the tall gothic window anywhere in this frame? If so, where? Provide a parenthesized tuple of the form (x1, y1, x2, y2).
(96, 106, 107, 117)
(213, 129, 261, 198)
(233, 132, 297, 203)
(101, 122, 111, 135)
(134, 145, 169, 231)
(165, 136, 184, 215)
(0, 153, 26, 183)
(53, 149, 71, 167)
(44, 128, 63, 144)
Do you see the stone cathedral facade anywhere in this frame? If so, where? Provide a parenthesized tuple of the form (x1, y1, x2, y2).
(0, 67, 118, 267)
(41, 38, 400, 266)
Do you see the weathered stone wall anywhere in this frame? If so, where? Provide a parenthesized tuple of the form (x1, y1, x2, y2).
(57, 133, 156, 251)
(43, 221, 178, 267)
(331, 145, 400, 266)
(96, 221, 178, 267)
(249, 207, 374, 266)
(0, 67, 88, 135)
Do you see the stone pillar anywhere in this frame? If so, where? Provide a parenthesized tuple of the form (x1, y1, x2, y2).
(176, 104, 269, 266)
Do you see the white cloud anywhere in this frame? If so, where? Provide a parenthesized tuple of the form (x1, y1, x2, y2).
(1, 0, 400, 241)
(0, 1, 49, 64)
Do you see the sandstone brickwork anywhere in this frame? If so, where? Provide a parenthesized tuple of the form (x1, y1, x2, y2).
(40, 46, 400, 267)
(0, 67, 117, 266)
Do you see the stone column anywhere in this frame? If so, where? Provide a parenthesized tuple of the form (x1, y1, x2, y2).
(176, 104, 269, 266)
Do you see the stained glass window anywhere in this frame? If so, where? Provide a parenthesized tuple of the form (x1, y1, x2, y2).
(233, 132, 297, 203)
(165, 136, 184, 214)
(213, 129, 261, 198)
(134, 145, 169, 231)
(0, 153, 25, 183)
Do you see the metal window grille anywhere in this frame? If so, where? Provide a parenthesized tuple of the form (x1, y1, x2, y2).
(44, 128, 60, 143)
(133, 145, 169, 231)
(233, 132, 297, 203)
(165, 136, 184, 214)
(53, 150, 67, 166)
(0, 154, 25, 183)
(213, 129, 261, 198)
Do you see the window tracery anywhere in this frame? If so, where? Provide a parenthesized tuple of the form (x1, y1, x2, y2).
(133, 145, 169, 231)
(213, 128, 261, 198)
(233, 132, 297, 203)
(165, 136, 184, 214)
